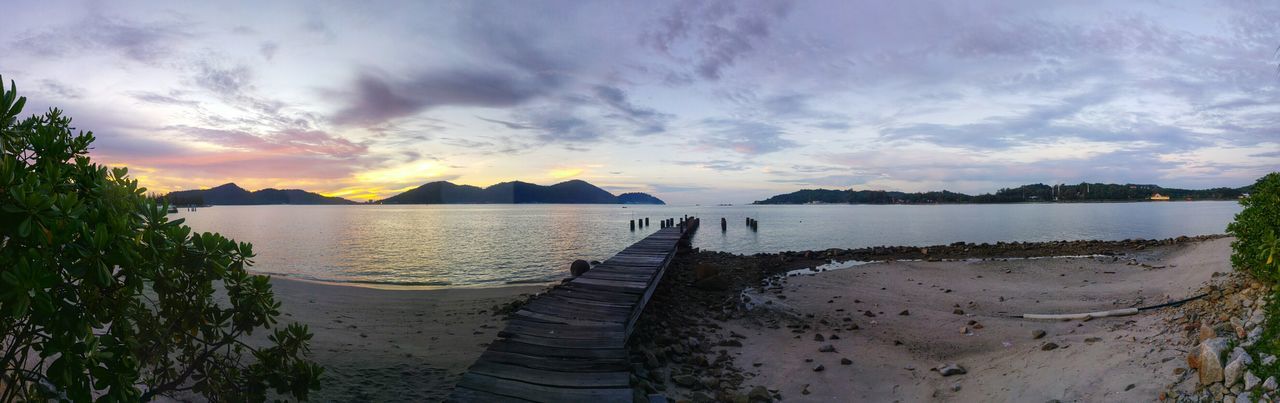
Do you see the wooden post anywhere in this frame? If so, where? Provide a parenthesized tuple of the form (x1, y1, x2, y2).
(645, 217, 649, 227)
(720, 217, 727, 231)
(630, 219, 635, 231)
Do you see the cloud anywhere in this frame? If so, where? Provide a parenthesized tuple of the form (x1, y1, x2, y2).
(698, 119, 796, 154)
(644, 0, 794, 80)
(674, 159, 751, 171)
(13, 14, 190, 64)
(38, 79, 83, 100)
(592, 85, 671, 134)
(332, 70, 558, 126)
(259, 41, 279, 60)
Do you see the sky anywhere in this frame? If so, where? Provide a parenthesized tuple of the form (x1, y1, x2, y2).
(2, 0, 1278, 204)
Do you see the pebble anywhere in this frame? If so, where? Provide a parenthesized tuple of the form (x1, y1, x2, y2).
(1264, 376, 1277, 391)
(1032, 329, 1046, 339)
(841, 358, 853, 365)
(813, 333, 825, 342)
(1041, 342, 1059, 351)
(938, 363, 967, 376)
(1244, 372, 1260, 390)
(813, 364, 825, 372)
(819, 344, 836, 353)
(899, 310, 910, 316)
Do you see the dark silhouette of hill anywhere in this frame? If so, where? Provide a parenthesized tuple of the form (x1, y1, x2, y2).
(165, 183, 356, 205)
(754, 182, 1252, 204)
(380, 179, 665, 204)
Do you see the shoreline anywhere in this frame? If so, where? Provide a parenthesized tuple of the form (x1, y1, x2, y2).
(629, 235, 1237, 401)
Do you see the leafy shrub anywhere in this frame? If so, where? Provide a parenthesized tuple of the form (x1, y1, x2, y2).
(1228, 173, 1280, 283)
(0, 77, 322, 401)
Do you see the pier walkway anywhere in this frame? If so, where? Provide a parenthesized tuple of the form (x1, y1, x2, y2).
(448, 217, 700, 402)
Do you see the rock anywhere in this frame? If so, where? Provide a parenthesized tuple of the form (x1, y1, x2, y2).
(693, 275, 732, 291)
(840, 358, 853, 365)
(899, 310, 910, 316)
(645, 351, 661, 369)
(1197, 338, 1229, 386)
(570, 259, 591, 276)
(1244, 372, 1261, 390)
(689, 391, 714, 403)
(1041, 342, 1059, 351)
(1264, 376, 1277, 391)
(718, 339, 743, 347)
(953, 309, 965, 315)
(700, 377, 719, 389)
(813, 364, 825, 372)
(819, 344, 836, 353)
(1264, 355, 1277, 366)
(960, 326, 970, 334)
(748, 385, 772, 402)
(673, 374, 697, 387)
(938, 363, 966, 376)
(1231, 317, 1246, 339)
(1199, 323, 1216, 342)
(813, 333, 825, 342)
(1223, 351, 1252, 387)
(950, 382, 962, 392)
(1032, 329, 1046, 339)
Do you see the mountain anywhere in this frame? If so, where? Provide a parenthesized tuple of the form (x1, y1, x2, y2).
(380, 180, 665, 205)
(165, 183, 356, 205)
(617, 192, 666, 205)
(754, 182, 1252, 205)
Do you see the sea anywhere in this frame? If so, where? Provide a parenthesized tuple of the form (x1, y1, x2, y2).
(170, 201, 1243, 287)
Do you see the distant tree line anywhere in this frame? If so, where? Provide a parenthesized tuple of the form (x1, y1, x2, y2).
(754, 182, 1253, 205)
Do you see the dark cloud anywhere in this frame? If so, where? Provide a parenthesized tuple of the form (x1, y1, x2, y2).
(699, 119, 797, 154)
(130, 91, 199, 107)
(476, 116, 533, 130)
(38, 79, 83, 100)
(14, 14, 190, 64)
(259, 42, 279, 61)
(644, 0, 793, 80)
(333, 70, 557, 126)
(592, 85, 671, 134)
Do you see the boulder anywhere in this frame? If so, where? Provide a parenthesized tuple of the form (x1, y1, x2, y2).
(747, 386, 772, 402)
(1197, 338, 1229, 386)
(1223, 351, 1252, 387)
(570, 259, 591, 276)
(1264, 376, 1277, 391)
(1244, 372, 1260, 390)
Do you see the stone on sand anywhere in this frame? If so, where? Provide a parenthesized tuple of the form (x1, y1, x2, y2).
(938, 363, 966, 376)
(1223, 351, 1251, 387)
(1032, 329, 1046, 339)
(1197, 337, 1229, 386)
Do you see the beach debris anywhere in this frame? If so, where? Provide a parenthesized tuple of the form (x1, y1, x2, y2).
(936, 363, 967, 376)
(570, 259, 590, 276)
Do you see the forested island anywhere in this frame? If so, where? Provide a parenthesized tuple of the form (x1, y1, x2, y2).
(165, 183, 356, 205)
(754, 182, 1251, 205)
(380, 179, 665, 205)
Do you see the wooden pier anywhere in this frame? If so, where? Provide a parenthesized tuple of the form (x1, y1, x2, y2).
(448, 217, 700, 402)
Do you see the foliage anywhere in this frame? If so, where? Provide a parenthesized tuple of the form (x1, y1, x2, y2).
(0, 77, 322, 401)
(1227, 173, 1280, 283)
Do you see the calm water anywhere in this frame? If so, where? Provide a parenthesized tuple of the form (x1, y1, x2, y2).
(172, 201, 1242, 287)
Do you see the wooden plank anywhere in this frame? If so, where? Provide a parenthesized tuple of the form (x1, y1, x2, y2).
(522, 298, 632, 320)
(456, 373, 631, 403)
(478, 350, 630, 373)
(555, 286, 641, 304)
(469, 361, 630, 389)
(560, 281, 646, 296)
(487, 340, 628, 360)
(493, 330, 623, 349)
(447, 386, 536, 403)
(513, 309, 626, 327)
(571, 277, 648, 290)
(541, 294, 636, 309)
(502, 319, 626, 340)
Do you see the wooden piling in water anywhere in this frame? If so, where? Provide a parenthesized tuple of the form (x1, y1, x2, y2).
(630, 219, 635, 231)
(720, 217, 727, 231)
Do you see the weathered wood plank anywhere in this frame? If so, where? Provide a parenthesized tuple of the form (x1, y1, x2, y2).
(456, 373, 632, 403)
(502, 319, 626, 340)
(469, 361, 630, 389)
(494, 330, 623, 350)
(487, 339, 628, 360)
(478, 350, 629, 373)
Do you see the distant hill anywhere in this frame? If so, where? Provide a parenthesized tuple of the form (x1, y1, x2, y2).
(165, 183, 356, 205)
(380, 180, 666, 205)
(754, 182, 1252, 205)
(617, 192, 666, 205)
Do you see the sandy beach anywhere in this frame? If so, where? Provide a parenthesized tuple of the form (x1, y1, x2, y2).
(258, 279, 547, 402)
(631, 236, 1238, 402)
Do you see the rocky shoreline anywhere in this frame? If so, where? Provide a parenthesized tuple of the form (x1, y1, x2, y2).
(625, 234, 1240, 402)
(1170, 274, 1276, 402)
